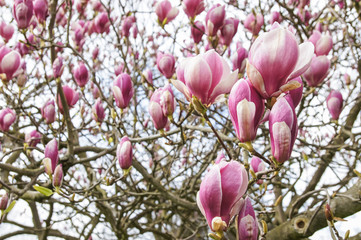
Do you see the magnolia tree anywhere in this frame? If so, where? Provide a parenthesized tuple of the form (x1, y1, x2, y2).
(0, 0, 361, 239)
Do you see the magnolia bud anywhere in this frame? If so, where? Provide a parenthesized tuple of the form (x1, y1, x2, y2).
(53, 164, 63, 188)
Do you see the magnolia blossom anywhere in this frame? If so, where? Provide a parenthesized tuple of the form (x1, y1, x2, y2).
(308, 30, 333, 56)
(117, 136, 133, 170)
(25, 129, 42, 147)
(237, 197, 259, 240)
(183, 0, 205, 19)
(326, 90, 343, 120)
(247, 23, 314, 99)
(148, 85, 175, 130)
(244, 12, 264, 36)
(44, 139, 59, 173)
(155, 0, 179, 25)
(197, 160, 248, 231)
(228, 79, 264, 142)
(173, 49, 238, 106)
(92, 98, 105, 123)
(41, 99, 56, 124)
(303, 55, 330, 87)
(0, 108, 16, 132)
(33, 0, 48, 23)
(112, 73, 134, 109)
(53, 164, 63, 188)
(205, 4, 225, 36)
(0, 50, 21, 81)
(269, 96, 298, 163)
(13, 0, 34, 29)
(219, 18, 239, 46)
(157, 52, 175, 79)
(191, 21, 205, 44)
(231, 45, 248, 74)
(57, 85, 79, 113)
(53, 56, 64, 79)
(74, 62, 89, 87)
(0, 22, 14, 42)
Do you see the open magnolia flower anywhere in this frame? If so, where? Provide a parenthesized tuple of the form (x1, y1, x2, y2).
(173, 49, 238, 107)
(247, 22, 314, 99)
(197, 160, 248, 232)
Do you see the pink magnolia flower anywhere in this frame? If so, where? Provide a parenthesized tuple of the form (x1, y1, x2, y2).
(326, 90, 343, 120)
(155, 0, 179, 25)
(0, 108, 16, 132)
(269, 96, 298, 163)
(205, 4, 225, 36)
(25, 129, 42, 147)
(57, 85, 79, 113)
(117, 136, 133, 170)
(284, 77, 303, 107)
(148, 85, 175, 130)
(112, 73, 134, 109)
(33, 0, 48, 23)
(250, 156, 266, 184)
(247, 23, 314, 99)
(53, 56, 64, 79)
(74, 62, 89, 87)
(228, 79, 265, 142)
(92, 98, 105, 123)
(219, 18, 239, 46)
(157, 52, 175, 79)
(270, 11, 282, 24)
(231, 45, 248, 74)
(41, 99, 56, 124)
(0, 50, 21, 81)
(237, 197, 259, 240)
(0, 22, 14, 42)
(197, 160, 248, 231)
(94, 12, 110, 34)
(244, 12, 264, 36)
(92, 47, 99, 60)
(303, 55, 330, 87)
(173, 49, 238, 106)
(13, 0, 34, 29)
(121, 16, 136, 38)
(142, 69, 153, 85)
(191, 21, 205, 44)
(53, 164, 63, 188)
(183, 0, 205, 19)
(308, 30, 333, 56)
(44, 138, 58, 173)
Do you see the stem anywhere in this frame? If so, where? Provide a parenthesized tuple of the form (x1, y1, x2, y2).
(202, 113, 232, 160)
